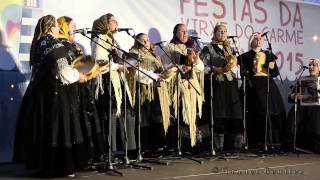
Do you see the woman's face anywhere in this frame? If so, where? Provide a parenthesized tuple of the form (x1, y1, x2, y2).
(176, 24, 188, 44)
(108, 16, 118, 33)
(68, 20, 76, 41)
(51, 21, 59, 38)
(138, 34, 151, 50)
(215, 26, 227, 42)
(309, 62, 320, 77)
(251, 35, 264, 49)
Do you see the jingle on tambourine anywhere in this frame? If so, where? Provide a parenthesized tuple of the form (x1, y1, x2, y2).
(97, 61, 110, 74)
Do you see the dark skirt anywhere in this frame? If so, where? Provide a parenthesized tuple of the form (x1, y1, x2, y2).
(13, 79, 89, 177)
(297, 105, 320, 152)
(200, 76, 244, 150)
(286, 105, 320, 152)
(78, 81, 106, 161)
(136, 83, 164, 151)
(139, 100, 165, 151)
(247, 76, 285, 115)
(95, 74, 136, 152)
(245, 76, 286, 148)
(210, 78, 243, 119)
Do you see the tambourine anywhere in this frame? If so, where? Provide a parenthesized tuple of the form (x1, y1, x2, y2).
(72, 55, 100, 80)
(159, 67, 178, 81)
(96, 60, 110, 74)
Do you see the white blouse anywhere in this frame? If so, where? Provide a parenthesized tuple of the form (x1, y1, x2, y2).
(91, 34, 120, 71)
(57, 57, 80, 85)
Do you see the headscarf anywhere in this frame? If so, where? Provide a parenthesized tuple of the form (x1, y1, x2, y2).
(170, 23, 184, 44)
(210, 24, 233, 53)
(211, 24, 237, 81)
(170, 24, 200, 53)
(30, 15, 56, 68)
(211, 24, 226, 43)
(309, 58, 320, 66)
(248, 32, 263, 50)
(57, 16, 72, 42)
(132, 33, 148, 50)
(309, 58, 320, 76)
(92, 13, 114, 37)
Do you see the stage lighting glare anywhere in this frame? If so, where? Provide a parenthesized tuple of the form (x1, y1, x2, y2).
(312, 35, 318, 41)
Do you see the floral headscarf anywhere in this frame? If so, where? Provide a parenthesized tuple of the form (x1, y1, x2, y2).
(57, 16, 73, 42)
(309, 58, 320, 75)
(248, 32, 263, 50)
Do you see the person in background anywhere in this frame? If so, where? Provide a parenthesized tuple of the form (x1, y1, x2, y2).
(287, 58, 320, 153)
(127, 33, 167, 155)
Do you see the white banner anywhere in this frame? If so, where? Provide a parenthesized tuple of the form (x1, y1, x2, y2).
(1, 0, 319, 80)
(42, 0, 320, 81)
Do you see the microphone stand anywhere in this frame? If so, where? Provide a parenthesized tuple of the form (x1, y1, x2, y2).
(157, 43, 203, 165)
(230, 37, 249, 151)
(191, 37, 202, 51)
(264, 33, 275, 154)
(226, 38, 259, 160)
(79, 32, 156, 175)
(209, 72, 216, 156)
(292, 67, 314, 156)
(192, 37, 224, 160)
(203, 72, 229, 161)
(122, 31, 170, 166)
(204, 39, 249, 162)
(262, 35, 284, 155)
(98, 33, 157, 170)
(78, 32, 123, 176)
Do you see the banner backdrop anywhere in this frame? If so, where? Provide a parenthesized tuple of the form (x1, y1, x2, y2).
(42, 0, 320, 81)
(0, 0, 320, 162)
(0, 0, 319, 79)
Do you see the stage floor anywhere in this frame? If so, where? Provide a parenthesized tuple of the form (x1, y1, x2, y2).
(1, 153, 320, 180)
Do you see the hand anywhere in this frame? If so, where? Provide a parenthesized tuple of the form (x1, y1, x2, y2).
(79, 73, 88, 83)
(117, 64, 133, 73)
(91, 69, 102, 79)
(187, 48, 194, 55)
(150, 44, 156, 53)
(126, 66, 136, 71)
(213, 67, 224, 74)
(291, 93, 304, 99)
(296, 94, 304, 99)
(193, 52, 200, 64)
(117, 64, 127, 72)
(269, 61, 275, 69)
(182, 65, 192, 73)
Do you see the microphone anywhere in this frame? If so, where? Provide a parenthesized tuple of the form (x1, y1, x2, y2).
(117, 28, 133, 32)
(189, 36, 200, 39)
(153, 41, 166, 46)
(261, 31, 269, 37)
(227, 35, 238, 39)
(301, 65, 309, 69)
(73, 28, 90, 34)
(73, 28, 102, 34)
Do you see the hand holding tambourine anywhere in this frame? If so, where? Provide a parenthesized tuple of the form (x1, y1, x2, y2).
(72, 55, 105, 82)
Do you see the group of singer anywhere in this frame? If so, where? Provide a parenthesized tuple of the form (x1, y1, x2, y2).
(13, 13, 320, 177)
